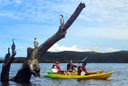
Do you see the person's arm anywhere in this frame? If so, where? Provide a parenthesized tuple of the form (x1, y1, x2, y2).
(85, 69, 88, 74)
(52, 64, 55, 68)
(60, 68, 62, 71)
(73, 64, 78, 67)
(67, 64, 70, 71)
(52, 65, 54, 68)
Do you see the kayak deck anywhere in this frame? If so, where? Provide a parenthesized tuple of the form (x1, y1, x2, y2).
(70, 69, 105, 75)
(47, 69, 105, 75)
(44, 71, 113, 79)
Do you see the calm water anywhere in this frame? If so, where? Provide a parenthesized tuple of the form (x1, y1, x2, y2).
(0, 63, 128, 86)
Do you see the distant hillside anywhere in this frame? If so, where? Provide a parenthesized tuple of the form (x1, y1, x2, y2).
(39, 50, 128, 63)
(1, 51, 128, 63)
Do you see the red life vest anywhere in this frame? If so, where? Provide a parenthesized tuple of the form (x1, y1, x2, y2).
(80, 65, 86, 72)
(56, 65, 61, 71)
(69, 63, 74, 70)
(52, 64, 61, 70)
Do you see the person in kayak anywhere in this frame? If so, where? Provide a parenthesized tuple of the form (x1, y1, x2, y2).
(78, 66, 83, 75)
(81, 62, 88, 74)
(52, 61, 70, 75)
(78, 62, 89, 75)
(52, 61, 63, 70)
(67, 60, 78, 72)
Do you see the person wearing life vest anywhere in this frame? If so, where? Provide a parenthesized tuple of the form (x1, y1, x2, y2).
(52, 61, 70, 75)
(52, 61, 62, 71)
(67, 60, 78, 72)
(81, 62, 88, 74)
(78, 62, 89, 75)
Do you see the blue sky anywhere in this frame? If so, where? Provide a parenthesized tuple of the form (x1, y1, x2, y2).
(0, 0, 128, 58)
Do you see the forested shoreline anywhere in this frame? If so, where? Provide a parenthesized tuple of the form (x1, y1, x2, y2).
(1, 51, 128, 63)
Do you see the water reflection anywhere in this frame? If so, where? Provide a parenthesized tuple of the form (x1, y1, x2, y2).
(77, 79, 90, 83)
(77, 78, 111, 83)
(77, 79, 112, 86)
(15, 81, 32, 86)
(1, 81, 33, 86)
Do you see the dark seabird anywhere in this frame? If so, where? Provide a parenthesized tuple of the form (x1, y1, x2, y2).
(60, 14, 64, 27)
(11, 39, 16, 54)
(4, 47, 11, 63)
(34, 38, 39, 49)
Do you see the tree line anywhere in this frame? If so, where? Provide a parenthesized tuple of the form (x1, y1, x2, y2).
(1, 50, 128, 63)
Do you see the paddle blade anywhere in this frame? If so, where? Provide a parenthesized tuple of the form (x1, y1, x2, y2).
(82, 57, 87, 62)
(81, 71, 85, 76)
(52, 68, 58, 73)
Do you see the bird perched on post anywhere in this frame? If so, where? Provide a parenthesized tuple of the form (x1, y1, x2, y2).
(60, 14, 64, 27)
(11, 39, 16, 54)
(34, 38, 39, 49)
(4, 47, 11, 63)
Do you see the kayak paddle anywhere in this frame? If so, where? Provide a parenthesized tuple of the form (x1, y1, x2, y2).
(72, 57, 87, 72)
(78, 57, 87, 65)
(81, 71, 86, 76)
(52, 68, 58, 73)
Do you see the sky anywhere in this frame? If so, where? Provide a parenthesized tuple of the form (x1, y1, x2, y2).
(0, 0, 128, 58)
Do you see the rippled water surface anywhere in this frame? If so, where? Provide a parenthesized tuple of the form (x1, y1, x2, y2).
(0, 63, 128, 86)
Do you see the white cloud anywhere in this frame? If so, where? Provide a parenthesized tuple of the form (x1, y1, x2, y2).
(48, 44, 102, 52)
(48, 44, 121, 53)
(81, 0, 128, 22)
(0, 0, 81, 23)
(106, 48, 120, 52)
(48, 44, 83, 52)
(0, 0, 128, 27)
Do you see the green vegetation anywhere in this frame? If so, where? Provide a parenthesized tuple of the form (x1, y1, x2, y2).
(40, 51, 128, 63)
(1, 50, 128, 63)
(13, 57, 26, 63)
(0, 60, 3, 63)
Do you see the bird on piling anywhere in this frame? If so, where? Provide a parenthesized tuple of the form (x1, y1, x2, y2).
(60, 14, 64, 27)
(34, 38, 39, 49)
(4, 47, 11, 63)
(11, 39, 16, 54)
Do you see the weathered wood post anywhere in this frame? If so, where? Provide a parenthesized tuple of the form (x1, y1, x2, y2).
(1, 51, 16, 82)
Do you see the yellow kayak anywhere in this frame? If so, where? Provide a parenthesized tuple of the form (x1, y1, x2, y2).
(44, 71, 113, 79)
(70, 69, 105, 75)
(47, 69, 105, 74)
